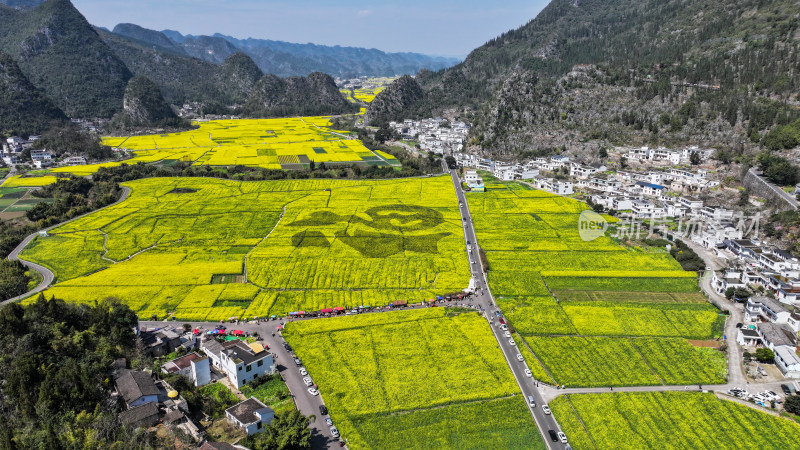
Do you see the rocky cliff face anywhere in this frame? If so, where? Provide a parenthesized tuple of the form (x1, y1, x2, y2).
(244, 72, 357, 117)
(365, 75, 423, 126)
(217, 52, 263, 104)
(114, 75, 178, 127)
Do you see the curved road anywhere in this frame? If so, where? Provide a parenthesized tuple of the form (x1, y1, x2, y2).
(2, 186, 131, 306)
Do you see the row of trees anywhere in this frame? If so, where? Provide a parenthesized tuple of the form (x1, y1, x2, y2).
(756, 152, 800, 186)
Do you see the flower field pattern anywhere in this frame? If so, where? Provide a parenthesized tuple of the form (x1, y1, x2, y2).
(550, 392, 800, 449)
(100, 117, 399, 170)
(283, 309, 543, 449)
(19, 176, 469, 319)
(467, 178, 725, 388)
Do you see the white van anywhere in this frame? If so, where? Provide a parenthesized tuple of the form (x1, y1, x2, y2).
(528, 395, 536, 407)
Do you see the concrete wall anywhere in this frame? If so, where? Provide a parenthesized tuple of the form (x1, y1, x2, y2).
(742, 168, 799, 211)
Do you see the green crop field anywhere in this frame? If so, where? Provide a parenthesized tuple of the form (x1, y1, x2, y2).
(468, 178, 725, 388)
(550, 392, 800, 449)
(283, 308, 544, 449)
(20, 176, 469, 320)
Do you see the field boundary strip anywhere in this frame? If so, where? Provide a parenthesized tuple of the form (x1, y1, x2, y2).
(244, 192, 315, 285)
(629, 339, 667, 385)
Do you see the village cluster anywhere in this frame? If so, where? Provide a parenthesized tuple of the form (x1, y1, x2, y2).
(454, 145, 752, 248)
(110, 323, 279, 444)
(389, 118, 469, 155)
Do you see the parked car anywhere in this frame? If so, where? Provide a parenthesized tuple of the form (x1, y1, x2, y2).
(330, 426, 339, 438)
(548, 430, 558, 442)
(294, 358, 302, 366)
(504, 331, 512, 338)
(307, 388, 319, 396)
(499, 318, 506, 324)
(319, 405, 328, 415)
(517, 354, 524, 362)
(500, 324, 508, 331)
(542, 405, 551, 415)
(558, 432, 568, 444)
(303, 377, 313, 387)
(509, 338, 516, 346)
(299, 367, 308, 376)
(283, 343, 292, 351)
(781, 384, 793, 396)
(524, 368, 532, 377)
(325, 417, 333, 426)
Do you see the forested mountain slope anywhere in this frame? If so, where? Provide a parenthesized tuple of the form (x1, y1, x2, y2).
(371, 0, 800, 154)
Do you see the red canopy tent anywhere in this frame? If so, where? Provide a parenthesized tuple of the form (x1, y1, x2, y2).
(333, 306, 345, 312)
(231, 330, 245, 337)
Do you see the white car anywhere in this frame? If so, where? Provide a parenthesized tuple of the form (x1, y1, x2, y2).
(325, 418, 333, 426)
(516, 354, 524, 362)
(509, 338, 516, 346)
(558, 432, 568, 444)
(299, 367, 308, 376)
(542, 405, 551, 415)
(500, 324, 508, 331)
(307, 387, 319, 396)
(504, 331, 512, 338)
(524, 368, 532, 377)
(330, 426, 340, 438)
(303, 376, 313, 387)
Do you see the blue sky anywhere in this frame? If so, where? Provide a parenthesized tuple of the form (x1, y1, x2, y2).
(72, 0, 550, 58)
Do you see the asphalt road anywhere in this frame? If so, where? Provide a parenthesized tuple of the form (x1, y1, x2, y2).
(445, 162, 567, 450)
(2, 186, 132, 306)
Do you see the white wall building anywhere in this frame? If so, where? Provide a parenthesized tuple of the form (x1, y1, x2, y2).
(226, 398, 274, 435)
(201, 340, 274, 388)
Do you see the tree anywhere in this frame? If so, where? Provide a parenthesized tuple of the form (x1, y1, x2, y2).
(309, 159, 315, 171)
(785, 395, 800, 415)
(445, 155, 457, 169)
(755, 347, 774, 364)
(244, 410, 313, 450)
(689, 151, 701, 165)
(738, 188, 750, 207)
(619, 156, 627, 169)
(598, 147, 608, 158)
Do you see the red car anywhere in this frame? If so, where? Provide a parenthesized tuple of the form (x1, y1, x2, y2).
(499, 318, 506, 324)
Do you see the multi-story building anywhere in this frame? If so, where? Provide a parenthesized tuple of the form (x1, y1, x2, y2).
(201, 340, 275, 388)
(745, 296, 800, 333)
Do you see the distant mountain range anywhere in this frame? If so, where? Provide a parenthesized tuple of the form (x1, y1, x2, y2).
(0, 0, 416, 127)
(111, 24, 458, 78)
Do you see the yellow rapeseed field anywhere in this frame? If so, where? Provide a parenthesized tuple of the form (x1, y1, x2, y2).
(21, 176, 469, 320)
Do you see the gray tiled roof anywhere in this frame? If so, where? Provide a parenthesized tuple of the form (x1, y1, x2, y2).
(116, 370, 160, 404)
(226, 397, 271, 425)
(118, 401, 159, 425)
(758, 322, 797, 348)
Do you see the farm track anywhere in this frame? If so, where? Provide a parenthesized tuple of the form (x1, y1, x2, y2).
(2, 186, 131, 305)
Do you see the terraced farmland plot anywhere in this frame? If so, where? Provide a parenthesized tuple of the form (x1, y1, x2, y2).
(468, 178, 722, 388)
(20, 176, 469, 320)
(550, 392, 800, 450)
(284, 309, 543, 450)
